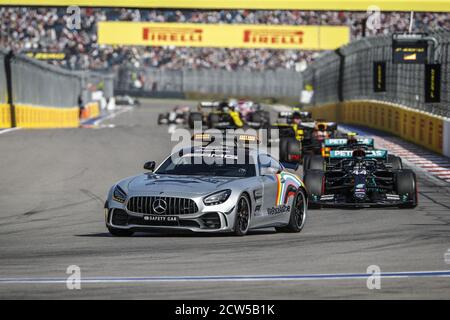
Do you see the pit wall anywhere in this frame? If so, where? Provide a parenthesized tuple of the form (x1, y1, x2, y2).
(307, 100, 450, 157)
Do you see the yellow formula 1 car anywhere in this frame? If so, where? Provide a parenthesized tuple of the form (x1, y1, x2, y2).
(266, 110, 310, 163)
(188, 101, 244, 129)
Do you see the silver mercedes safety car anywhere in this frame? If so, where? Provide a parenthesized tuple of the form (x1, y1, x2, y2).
(104, 134, 307, 236)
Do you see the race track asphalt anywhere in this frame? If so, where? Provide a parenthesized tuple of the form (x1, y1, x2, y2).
(0, 99, 449, 299)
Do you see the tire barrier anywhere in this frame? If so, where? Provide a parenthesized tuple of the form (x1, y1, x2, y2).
(307, 100, 449, 157)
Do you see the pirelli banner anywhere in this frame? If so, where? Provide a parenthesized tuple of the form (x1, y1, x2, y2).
(97, 22, 349, 50)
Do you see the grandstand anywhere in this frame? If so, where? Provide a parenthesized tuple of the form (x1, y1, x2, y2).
(1, 7, 449, 71)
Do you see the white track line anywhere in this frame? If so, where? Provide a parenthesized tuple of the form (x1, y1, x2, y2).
(1, 270, 450, 284)
(93, 106, 133, 126)
(0, 127, 21, 135)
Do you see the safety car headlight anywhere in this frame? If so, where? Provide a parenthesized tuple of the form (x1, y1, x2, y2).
(203, 189, 231, 206)
(113, 185, 127, 203)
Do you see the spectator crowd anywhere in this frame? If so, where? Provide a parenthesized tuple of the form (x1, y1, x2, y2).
(0, 7, 448, 71)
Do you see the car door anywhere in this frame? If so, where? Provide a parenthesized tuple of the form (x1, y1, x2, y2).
(256, 154, 288, 227)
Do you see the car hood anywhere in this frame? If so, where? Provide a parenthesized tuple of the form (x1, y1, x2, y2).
(125, 174, 240, 196)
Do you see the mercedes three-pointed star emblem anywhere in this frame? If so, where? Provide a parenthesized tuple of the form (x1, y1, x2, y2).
(152, 199, 167, 214)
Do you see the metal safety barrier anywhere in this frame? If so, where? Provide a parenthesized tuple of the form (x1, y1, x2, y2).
(0, 50, 114, 129)
(303, 31, 450, 118)
(116, 67, 303, 100)
(0, 50, 6, 104)
(10, 54, 82, 108)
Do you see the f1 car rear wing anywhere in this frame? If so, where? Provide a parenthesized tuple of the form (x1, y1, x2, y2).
(298, 122, 315, 129)
(278, 111, 312, 119)
(324, 138, 374, 147)
(329, 149, 388, 160)
(199, 101, 220, 108)
(299, 121, 336, 129)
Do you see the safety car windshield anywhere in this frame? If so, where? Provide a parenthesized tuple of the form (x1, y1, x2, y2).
(156, 153, 256, 177)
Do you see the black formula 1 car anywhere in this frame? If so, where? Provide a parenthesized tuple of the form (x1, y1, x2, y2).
(115, 95, 140, 106)
(188, 100, 270, 129)
(157, 105, 190, 125)
(303, 148, 417, 208)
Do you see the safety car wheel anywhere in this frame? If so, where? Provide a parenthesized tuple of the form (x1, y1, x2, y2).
(276, 188, 307, 233)
(233, 194, 251, 236)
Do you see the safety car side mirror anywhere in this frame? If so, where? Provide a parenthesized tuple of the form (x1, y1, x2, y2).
(144, 161, 156, 172)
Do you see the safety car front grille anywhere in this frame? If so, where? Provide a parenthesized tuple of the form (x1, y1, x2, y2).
(127, 196, 198, 215)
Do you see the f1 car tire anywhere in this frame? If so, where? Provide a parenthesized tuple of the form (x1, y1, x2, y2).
(286, 137, 301, 163)
(157, 114, 165, 125)
(279, 138, 289, 162)
(208, 113, 220, 128)
(275, 188, 307, 233)
(107, 226, 134, 237)
(188, 112, 202, 129)
(233, 194, 251, 236)
(308, 155, 325, 171)
(303, 154, 311, 170)
(250, 111, 270, 127)
(251, 111, 262, 123)
(396, 169, 418, 208)
(304, 169, 324, 209)
(388, 155, 403, 170)
(256, 111, 270, 125)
